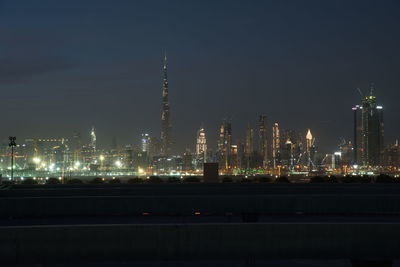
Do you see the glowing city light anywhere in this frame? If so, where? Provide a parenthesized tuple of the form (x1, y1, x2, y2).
(115, 160, 122, 168)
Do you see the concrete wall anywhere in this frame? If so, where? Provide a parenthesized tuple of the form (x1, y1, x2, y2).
(0, 223, 399, 264)
(2, 184, 400, 218)
(1, 194, 400, 218)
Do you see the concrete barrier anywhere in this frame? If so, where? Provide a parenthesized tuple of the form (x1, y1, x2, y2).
(0, 223, 398, 264)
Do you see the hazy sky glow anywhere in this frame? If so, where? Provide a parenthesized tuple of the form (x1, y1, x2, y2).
(1, 0, 400, 153)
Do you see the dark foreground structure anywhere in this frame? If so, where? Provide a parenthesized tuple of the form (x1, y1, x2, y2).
(0, 183, 400, 266)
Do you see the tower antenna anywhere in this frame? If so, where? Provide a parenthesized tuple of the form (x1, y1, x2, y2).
(356, 88, 363, 97)
(369, 82, 375, 96)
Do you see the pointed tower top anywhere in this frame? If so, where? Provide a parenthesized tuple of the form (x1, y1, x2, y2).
(369, 82, 375, 96)
(306, 129, 313, 140)
(163, 50, 167, 68)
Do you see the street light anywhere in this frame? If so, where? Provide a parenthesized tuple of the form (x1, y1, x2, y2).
(8, 136, 16, 182)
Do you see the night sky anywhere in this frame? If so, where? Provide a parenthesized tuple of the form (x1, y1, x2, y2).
(1, 0, 400, 154)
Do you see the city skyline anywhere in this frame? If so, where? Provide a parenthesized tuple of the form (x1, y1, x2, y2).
(1, 54, 395, 156)
(1, 1, 400, 154)
(0, 46, 395, 158)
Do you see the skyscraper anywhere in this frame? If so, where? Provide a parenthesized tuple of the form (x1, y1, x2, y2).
(353, 84, 384, 166)
(245, 122, 254, 157)
(218, 120, 232, 170)
(383, 140, 400, 167)
(90, 126, 96, 151)
(306, 129, 314, 169)
(281, 129, 297, 168)
(258, 115, 268, 168)
(141, 133, 151, 153)
(160, 53, 171, 156)
(195, 127, 207, 170)
(272, 122, 280, 168)
(244, 122, 254, 169)
(306, 129, 313, 154)
(284, 138, 294, 169)
(196, 127, 207, 163)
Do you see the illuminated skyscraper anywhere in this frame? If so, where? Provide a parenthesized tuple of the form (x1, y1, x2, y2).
(383, 140, 400, 167)
(196, 127, 207, 161)
(306, 129, 313, 154)
(230, 144, 239, 169)
(258, 115, 268, 168)
(306, 129, 314, 169)
(280, 129, 297, 168)
(272, 122, 280, 168)
(160, 53, 172, 156)
(141, 133, 151, 152)
(218, 120, 232, 170)
(244, 122, 254, 169)
(284, 138, 294, 169)
(245, 122, 253, 157)
(90, 126, 96, 151)
(353, 84, 384, 166)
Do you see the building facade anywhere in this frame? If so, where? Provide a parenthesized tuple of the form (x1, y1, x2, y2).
(258, 115, 268, 168)
(160, 54, 172, 156)
(272, 122, 280, 168)
(218, 120, 232, 170)
(353, 87, 384, 166)
(195, 127, 207, 169)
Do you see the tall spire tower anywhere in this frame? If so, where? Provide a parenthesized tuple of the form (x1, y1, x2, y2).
(90, 126, 96, 151)
(160, 52, 171, 156)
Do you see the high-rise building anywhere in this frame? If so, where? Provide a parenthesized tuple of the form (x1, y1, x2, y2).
(218, 120, 232, 170)
(383, 140, 400, 167)
(182, 150, 193, 172)
(339, 140, 353, 167)
(353, 84, 384, 166)
(272, 122, 280, 168)
(160, 53, 172, 156)
(258, 115, 268, 168)
(229, 144, 239, 169)
(244, 122, 254, 169)
(283, 138, 294, 169)
(306, 129, 313, 154)
(280, 129, 297, 168)
(195, 127, 207, 168)
(90, 126, 96, 151)
(306, 129, 314, 169)
(141, 133, 151, 153)
(245, 122, 254, 157)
